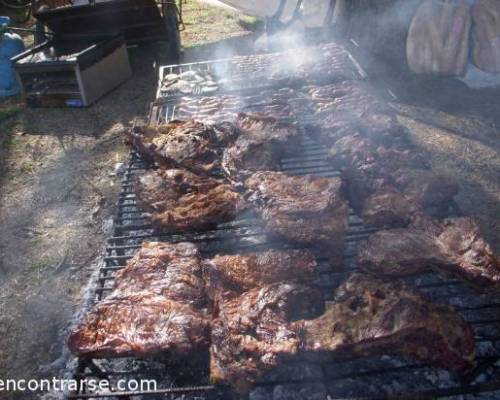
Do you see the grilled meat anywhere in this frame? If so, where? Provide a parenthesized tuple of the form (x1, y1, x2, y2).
(358, 217, 500, 290)
(125, 120, 238, 175)
(392, 168, 459, 211)
(222, 113, 301, 182)
(112, 242, 206, 307)
(299, 273, 475, 371)
(68, 242, 210, 358)
(203, 249, 319, 302)
(171, 88, 309, 125)
(328, 134, 457, 225)
(308, 82, 389, 117)
(245, 172, 349, 266)
(361, 187, 422, 228)
(224, 42, 362, 89)
(68, 292, 209, 359)
(136, 169, 244, 232)
(210, 283, 324, 393)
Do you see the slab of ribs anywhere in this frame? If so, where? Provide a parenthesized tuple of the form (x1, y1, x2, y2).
(68, 242, 209, 358)
(222, 113, 301, 182)
(68, 244, 319, 359)
(125, 120, 238, 175)
(170, 88, 310, 125)
(211, 273, 475, 393)
(203, 249, 319, 303)
(358, 216, 500, 290)
(135, 169, 244, 232)
(245, 171, 350, 266)
(328, 133, 458, 227)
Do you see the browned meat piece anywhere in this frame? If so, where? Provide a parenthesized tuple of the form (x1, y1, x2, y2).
(245, 172, 349, 266)
(136, 169, 244, 232)
(68, 242, 210, 358)
(224, 42, 361, 88)
(358, 217, 500, 291)
(210, 283, 324, 393)
(68, 292, 209, 359)
(299, 273, 475, 371)
(112, 242, 206, 307)
(310, 106, 409, 148)
(392, 168, 459, 210)
(203, 249, 319, 302)
(125, 120, 238, 175)
(361, 187, 422, 228)
(171, 88, 308, 125)
(222, 113, 301, 182)
(308, 82, 389, 117)
(328, 134, 457, 226)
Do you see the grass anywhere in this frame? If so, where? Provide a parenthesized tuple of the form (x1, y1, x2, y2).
(180, 0, 254, 47)
(31, 258, 51, 271)
(0, 103, 21, 123)
(237, 15, 263, 32)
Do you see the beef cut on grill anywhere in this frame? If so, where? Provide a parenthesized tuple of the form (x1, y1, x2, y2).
(328, 134, 458, 226)
(211, 274, 475, 393)
(125, 120, 238, 175)
(67, 292, 210, 359)
(203, 249, 319, 302)
(299, 273, 475, 371)
(222, 113, 301, 182)
(171, 88, 310, 125)
(136, 169, 244, 232)
(361, 186, 422, 228)
(112, 242, 206, 307)
(245, 171, 350, 266)
(222, 42, 362, 89)
(358, 216, 500, 290)
(210, 283, 325, 393)
(68, 242, 210, 358)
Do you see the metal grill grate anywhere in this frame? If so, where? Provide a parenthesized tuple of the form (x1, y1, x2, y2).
(67, 133, 500, 399)
(155, 43, 367, 100)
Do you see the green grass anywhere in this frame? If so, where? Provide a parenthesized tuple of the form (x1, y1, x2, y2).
(238, 15, 263, 32)
(0, 104, 21, 123)
(31, 258, 51, 271)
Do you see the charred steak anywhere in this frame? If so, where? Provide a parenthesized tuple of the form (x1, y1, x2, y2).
(203, 249, 319, 302)
(125, 120, 238, 175)
(68, 242, 209, 358)
(136, 169, 244, 232)
(299, 273, 475, 371)
(358, 217, 500, 290)
(328, 134, 457, 225)
(112, 242, 206, 307)
(210, 283, 324, 393)
(245, 171, 350, 266)
(68, 292, 209, 359)
(222, 113, 301, 182)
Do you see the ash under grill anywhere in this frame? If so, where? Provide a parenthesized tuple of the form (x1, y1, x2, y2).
(67, 133, 500, 400)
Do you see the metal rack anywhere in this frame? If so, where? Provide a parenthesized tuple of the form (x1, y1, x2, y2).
(67, 134, 500, 399)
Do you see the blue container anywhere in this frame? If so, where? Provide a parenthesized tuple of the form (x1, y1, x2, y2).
(0, 16, 25, 97)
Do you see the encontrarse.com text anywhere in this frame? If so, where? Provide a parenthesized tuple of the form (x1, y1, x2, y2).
(0, 378, 158, 393)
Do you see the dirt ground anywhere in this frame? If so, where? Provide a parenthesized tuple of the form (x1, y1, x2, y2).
(0, 2, 499, 400)
(0, 3, 255, 399)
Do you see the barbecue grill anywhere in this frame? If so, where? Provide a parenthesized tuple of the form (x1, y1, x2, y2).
(65, 53, 500, 399)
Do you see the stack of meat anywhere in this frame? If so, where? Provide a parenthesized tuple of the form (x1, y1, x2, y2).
(68, 42, 500, 396)
(306, 81, 459, 228)
(69, 241, 477, 394)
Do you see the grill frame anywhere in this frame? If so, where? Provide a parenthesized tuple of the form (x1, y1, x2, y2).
(155, 43, 367, 101)
(67, 136, 500, 400)
(67, 54, 500, 399)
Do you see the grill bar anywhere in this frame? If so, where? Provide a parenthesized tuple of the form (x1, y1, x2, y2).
(68, 54, 500, 399)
